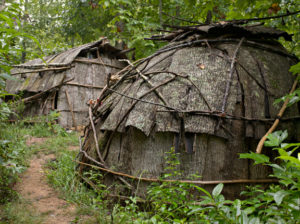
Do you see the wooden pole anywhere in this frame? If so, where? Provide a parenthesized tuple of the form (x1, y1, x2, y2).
(75, 160, 279, 185)
(22, 77, 73, 103)
(74, 59, 123, 69)
(256, 75, 299, 154)
(11, 66, 72, 75)
(88, 106, 105, 164)
(65, 82, 104, 89)
(65, 90, 78, 131)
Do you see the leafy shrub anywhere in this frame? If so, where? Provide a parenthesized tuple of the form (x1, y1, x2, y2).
(111, 131, 300, 223)
(46, 151, 96, 205)
(0, 109, 67, 203)
(0, 125, 28, 203)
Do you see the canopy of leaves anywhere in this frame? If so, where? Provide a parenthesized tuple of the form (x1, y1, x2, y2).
(12, 0, 299, 60)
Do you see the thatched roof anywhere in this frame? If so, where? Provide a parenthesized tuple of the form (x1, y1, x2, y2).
(7, 38, 126, 94)
(148, 22, 293, 41)
(94, 24, 298, 139)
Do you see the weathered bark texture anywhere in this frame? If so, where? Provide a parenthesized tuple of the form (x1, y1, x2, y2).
(80, 33, 299, 199)
(5, 39, 127, 127)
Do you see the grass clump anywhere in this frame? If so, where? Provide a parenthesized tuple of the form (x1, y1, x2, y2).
(0, 199, 43, 224)
(45, 140, 113, 223)
(0, 123, 30, 203)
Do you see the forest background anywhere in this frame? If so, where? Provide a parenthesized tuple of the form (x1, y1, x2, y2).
(0, 0, 300, 223)
(1, 0, 300, 66)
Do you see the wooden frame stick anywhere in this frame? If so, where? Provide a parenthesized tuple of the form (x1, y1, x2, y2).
(88, 106, 105, 164)
(65, 90, 78, 131)
(75, 160, 278, 185)
(11, 66, 72, 75)
(256, 75, 299, 154)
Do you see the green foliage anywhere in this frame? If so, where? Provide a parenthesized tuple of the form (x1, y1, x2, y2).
(0, 108, 68, 203)
(12, 0, 299, 60)
(0, 102, 11, 122)
(46, 151, 96, 204)
(240, 152, 270, 164)
(45, 134, 112, 223)
(0, 199, 43, 224)
(16, 111, 68, 137)
(290, 62, 300, 75)
(110, 135, 300, 223)
(0, 1, 42, 70)
(45, 110, 68, 137)
(264, 130, 289, 147)
(0, 123, 29, 203)
(146, 148, 195, 222)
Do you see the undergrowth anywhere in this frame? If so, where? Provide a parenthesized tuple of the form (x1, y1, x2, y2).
(0, 111, 77, 223)
(45, 129, 300, 223)
(0, 198, 43, 224)
(1, 113, 299, 223)
(45, 141, 112, 223)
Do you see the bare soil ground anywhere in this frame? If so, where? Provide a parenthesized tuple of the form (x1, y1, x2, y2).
(14, 137, 77, 224)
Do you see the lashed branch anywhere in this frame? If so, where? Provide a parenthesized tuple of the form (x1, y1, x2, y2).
(75, 160, 278, 185)
(221, 37, 245, 112)
(256, 75, 299, 154)
(92, 61, 137, 112)
(22, 77, 74, 103)
(74, 59, 123, 69)
(101, 76, 177, 161)
(65, 82, 104, 89)
(121, 59, 174, 107)
(150, 39, 296, 60)
(211, 49, 273, 95)
(78, 134, 132, 188)
(88, 106, 105, 164)
(162, 11, 202, 25)
(107, 87, 176, 111)
(216, 37, 245, 131)
(157, 110, 300, 122)
(103, 85, 300, 123)
(227, 10, 300, 24)
(11, 66, 73, 75)
(111, 76, 177, 132)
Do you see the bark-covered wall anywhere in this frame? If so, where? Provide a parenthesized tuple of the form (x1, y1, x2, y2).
(80, 40, 299, 198)
(57, 55, 125, 128)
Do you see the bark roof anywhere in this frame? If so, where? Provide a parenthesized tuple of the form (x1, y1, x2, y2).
(6, 39, 125, 94)
(96, 28, 298, 139)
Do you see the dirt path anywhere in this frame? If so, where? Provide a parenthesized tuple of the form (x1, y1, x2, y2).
(14, 137, 77, 224)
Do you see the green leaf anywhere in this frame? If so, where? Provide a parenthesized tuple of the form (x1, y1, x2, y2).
(235, 199, 241, 217)
(277, 156, 300, 166)
(269, 164, 285, 172)
(212, 183, 223, 197)
(240, 152, 270, 165)
(264, 130, 288, 147)
(289, 62, 300, 75)
(273, 190, 290, 206)
(244, 206, 255, 215)
(249, 217, 260, 224)
(194, 185, 213, 199)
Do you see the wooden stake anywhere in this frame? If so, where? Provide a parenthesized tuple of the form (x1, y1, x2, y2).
(256, 75, 299, 154)
(88, 106, 105, 164)
(65, 90, 78, 131)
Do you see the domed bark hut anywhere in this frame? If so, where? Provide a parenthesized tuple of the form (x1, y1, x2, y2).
(5, 39, 127, 129)
(77, 23, 299, 199)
